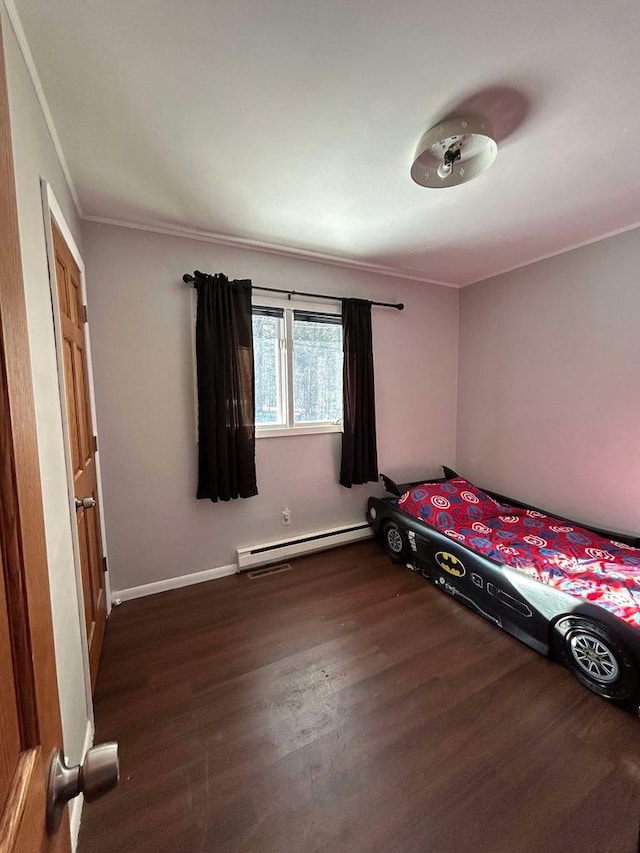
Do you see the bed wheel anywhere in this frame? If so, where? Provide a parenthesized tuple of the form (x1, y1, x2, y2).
(382, 522, 410, 563)
(553, 617, 639, 702)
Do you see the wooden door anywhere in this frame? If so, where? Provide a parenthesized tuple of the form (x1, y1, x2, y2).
(51, 222, 106, 691)
(0, 15, 70, 852)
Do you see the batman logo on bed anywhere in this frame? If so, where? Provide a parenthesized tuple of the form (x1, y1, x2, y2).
(435, 551, 466, 578)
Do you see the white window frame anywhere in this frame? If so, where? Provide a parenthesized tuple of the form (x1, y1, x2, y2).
(253, 294, 343, 439)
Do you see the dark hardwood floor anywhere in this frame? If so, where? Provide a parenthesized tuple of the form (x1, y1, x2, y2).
(79, 541, 640, 853)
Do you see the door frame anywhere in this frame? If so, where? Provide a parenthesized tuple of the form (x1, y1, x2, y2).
(0, 16, 69, 849)
(41, 180, 111, 708)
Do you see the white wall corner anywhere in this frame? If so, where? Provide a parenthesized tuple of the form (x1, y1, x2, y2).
(3, 0, 82, 217)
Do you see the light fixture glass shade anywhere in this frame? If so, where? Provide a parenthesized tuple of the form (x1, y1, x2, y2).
(411, 116, 497, 188)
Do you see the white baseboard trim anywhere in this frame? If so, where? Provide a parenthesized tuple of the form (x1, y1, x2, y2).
(111, 523, 374, 603)
(69, 719, 94, 852)
(111, 563, 237, 603)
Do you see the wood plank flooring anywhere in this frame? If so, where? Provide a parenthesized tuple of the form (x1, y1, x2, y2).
(79, 542, 640, 853)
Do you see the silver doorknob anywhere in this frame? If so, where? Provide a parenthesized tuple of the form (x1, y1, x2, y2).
(75, 496, 96, 510)
(46, 742, 119, 833)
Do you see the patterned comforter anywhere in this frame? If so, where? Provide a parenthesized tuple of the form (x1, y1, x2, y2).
(398, 478, 640, 628)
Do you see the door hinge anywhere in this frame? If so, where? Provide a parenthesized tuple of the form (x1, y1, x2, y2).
(102, 556, 108, 573)
(82, 305, 88, 323)
(92, 435, 98, 453)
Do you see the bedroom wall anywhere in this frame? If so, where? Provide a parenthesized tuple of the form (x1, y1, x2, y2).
(81, 220, 459, 593)
(2, 6, 90, 768)
(456, 226, 640, 536)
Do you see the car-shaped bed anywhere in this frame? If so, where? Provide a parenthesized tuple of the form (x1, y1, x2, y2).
(367, 469, 640, 714)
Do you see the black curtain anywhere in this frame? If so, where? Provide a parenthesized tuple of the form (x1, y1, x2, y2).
(194, 271, 258, 501)
(340, 298, 378, 488)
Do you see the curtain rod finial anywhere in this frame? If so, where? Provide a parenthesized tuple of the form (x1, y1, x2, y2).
(397, 303, 405, 311)
(183, 273, 195, 284)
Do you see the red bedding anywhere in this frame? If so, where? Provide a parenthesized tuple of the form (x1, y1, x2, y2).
(398, 478, 640, 628)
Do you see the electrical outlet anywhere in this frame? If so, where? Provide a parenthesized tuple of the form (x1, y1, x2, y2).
(281, 506, 291, 526)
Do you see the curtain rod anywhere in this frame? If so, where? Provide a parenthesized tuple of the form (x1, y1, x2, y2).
(182, 272, 404, 310)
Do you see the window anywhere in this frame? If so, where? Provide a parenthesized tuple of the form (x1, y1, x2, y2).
(253, 307, 285, 427)
(253, 302, 343, 436)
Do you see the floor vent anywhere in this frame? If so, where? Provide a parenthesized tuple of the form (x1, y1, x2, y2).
(247, 563, 293, 580)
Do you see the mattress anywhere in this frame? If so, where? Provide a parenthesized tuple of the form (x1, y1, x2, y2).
(398, 477, 640, 628)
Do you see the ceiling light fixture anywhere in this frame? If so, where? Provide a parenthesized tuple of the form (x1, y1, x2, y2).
(411, 115, 497, 188)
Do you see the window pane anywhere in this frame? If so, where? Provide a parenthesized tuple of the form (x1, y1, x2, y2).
(252, 312, 284, 425)
(293, 316, 343, 423)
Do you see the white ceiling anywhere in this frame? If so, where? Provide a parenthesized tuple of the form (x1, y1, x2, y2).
(12, 0, 640, 286)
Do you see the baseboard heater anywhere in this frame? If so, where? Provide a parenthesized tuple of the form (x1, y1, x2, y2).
(236, 521, 372, 571)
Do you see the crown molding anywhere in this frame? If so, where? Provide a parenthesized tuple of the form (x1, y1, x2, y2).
(78, 211, 640, 291)
(81, 215, 460, 288)
(3, 0, 82, 217)
(461, 218, 640, 287)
